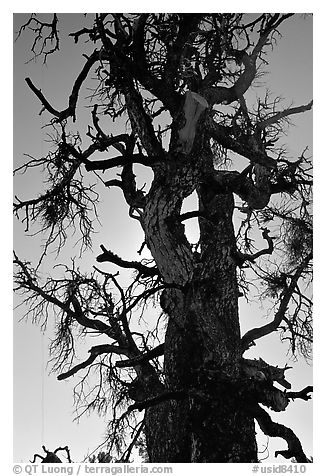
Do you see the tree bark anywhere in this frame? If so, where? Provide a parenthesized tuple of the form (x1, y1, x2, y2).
(141, 147, 258, 462)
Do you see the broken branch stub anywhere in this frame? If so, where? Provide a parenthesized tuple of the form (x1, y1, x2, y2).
(178, 91, 209, 154)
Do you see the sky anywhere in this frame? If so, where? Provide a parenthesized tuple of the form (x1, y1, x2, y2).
(10, 9, 315, 466)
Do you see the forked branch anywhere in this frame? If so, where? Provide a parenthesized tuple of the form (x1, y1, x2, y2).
(25, 49, 102, 121)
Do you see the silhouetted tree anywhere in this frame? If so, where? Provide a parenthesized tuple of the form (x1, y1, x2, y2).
(14, 13, 312, 463)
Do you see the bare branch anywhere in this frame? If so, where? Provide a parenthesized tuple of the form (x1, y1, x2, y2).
(55, 446, 72, 463)
(286, 386, 313, 402)
(14, 253, 69, 312)
(119, 421, 145, 463)
(25, 49, 101, 121)
(128, 390, 186, 412)
(14, 254, 120, 340)
(256, 101, 313, 131)
(30, 454, 44, 463)
(57, 354, 97, 380)
(83, 153, 157, 172)
(30, 445, 72, 463)
(241, 252, 312, 351)
(118, 162, 147, 209)
(116, 343, 165, 368)
(179, 210, 204, 222)
(69, 294, 117, 338)
(208, 169, 271, 210)
(238, 227, 274, 264)
(206, 117, 276, 169)
(57, 344, 128, 380)
(204, 14, 295, 106)
(250, 403, 310, 463)
(25, 77, 62, 117)
(16, 14, 60, 62)
(132, 13, 181, 113)
(96, 245, 159, 277)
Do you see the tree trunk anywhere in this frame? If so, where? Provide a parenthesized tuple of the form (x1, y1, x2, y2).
(141, 145, 258, 462)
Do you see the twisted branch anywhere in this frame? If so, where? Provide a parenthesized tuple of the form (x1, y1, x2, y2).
(250, 403, 310, 463)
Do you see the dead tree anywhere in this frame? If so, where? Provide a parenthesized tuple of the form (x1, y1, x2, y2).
(14, 14, 312, 462)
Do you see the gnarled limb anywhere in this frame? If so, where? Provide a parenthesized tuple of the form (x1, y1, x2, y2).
(286, 386, 313, 402)
(250, 403, 310, 463)
(237, 228, 274, 265)
(241, 357, 294, 412)
(30, 445, 72, 463)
